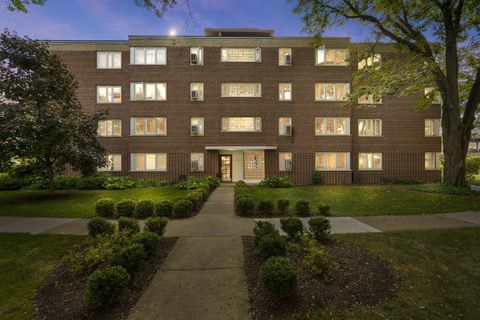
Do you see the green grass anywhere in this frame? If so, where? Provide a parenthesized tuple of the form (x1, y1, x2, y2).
(307, 228, 480, 319)
(0, 187, 189, 218)
(0, 233, 85, 320)
(411, 183, 480, 195)
(249, 185, 480, 216)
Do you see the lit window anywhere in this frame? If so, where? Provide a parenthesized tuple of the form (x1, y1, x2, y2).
(278, 48, 292, 66)
(358, 94, 382, 104)
(130, 117, 166, 136)
(315, 118, 350, 135)
(97, 52, 121, 69)
(190, 83, 204, 101)
(97, 86, 121, 103)
(190, 153, 204, 172)
(424, 87, 442, 104)
(425, 152, 442, 170)
(190, 47, 204, 65)
(130, 47, 166, 65)
(358, 53, 381, 70)
(315, 83, 350, 101)
(98, 120, 122, 137)
(425, 119, 441, 137)
(279, 152, 293, 171)
(221, 47, 261, 62)
(279, 117, 292, 135)
(315, 152, 350, 170)
(279, 83, 292, 101)
(131, 153, 167, 171)
(358, 119, 382, 136)
(358, 153, 382, 170)
(316, 46, 349, 65)
(130, 82, 167, 101)
(221, 117, 261, 132)
(190, 117, 204, 136)
(221, 83, 261, 97)
(98, 154, 122, 171)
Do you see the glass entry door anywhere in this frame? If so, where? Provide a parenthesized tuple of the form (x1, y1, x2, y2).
(219, 155, 232, 182)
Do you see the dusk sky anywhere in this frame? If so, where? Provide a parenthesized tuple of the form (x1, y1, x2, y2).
(0, 0, 370, 40)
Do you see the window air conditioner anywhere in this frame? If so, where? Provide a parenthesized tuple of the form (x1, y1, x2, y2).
(284, 54, 292, 65)
(191, 90, 198, 100)
(191, 160, 199, 171)
(284, 160, 292, 171)
(191, 125, 199, 135)
(284, 125, 292, 135)
(190, 53, 198, 64)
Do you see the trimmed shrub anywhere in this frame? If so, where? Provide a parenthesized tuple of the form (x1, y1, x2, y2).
(318, 203, 331, 216)
(235, 180, 247, 188)
(303, 244, 336, 279)
(312, 171, 324, 185)
(259, 176, 292, 188)
(145, 216, 168, 236)
(78, 174, 109, 190)
(155, 200, 174, 217)
(116, 199, 136, 217)
(54, 175, 81, 189)
(196, 186, 209, 201)
(173, 199, 194, 218)
(257, 199, 274, 215)
(253, 220, 279, 247)
(280, 217, 304, 239)
(277, 199, 290, 214)
(134, 231, 161, 258)
(135, 199, 155, 218)
(295, 200, 310, 216)
(235, 197, 255, 216)
(103, 176, 136, 190)
(87, 217, 115, 238)
(308, 217, 331, 241)
(111, 243, 146, 273)
(184, 192, 203, 209)
(258, 233, 287, 260)
(260, 257, 297, 298)
(0, 173, 25, 190)
(118, 217, 140, 235)
(86, 266, 130, 310)
(95, 198, 115, 217)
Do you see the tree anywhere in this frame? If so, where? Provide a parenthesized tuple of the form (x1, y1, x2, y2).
(0, 30, 107, 193)
(293, 0, 480, 186)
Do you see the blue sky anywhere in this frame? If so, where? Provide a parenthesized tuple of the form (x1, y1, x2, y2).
(0, 0, 370, 40)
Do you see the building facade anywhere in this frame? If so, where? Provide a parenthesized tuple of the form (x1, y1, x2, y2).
(49, 28, 442, 185)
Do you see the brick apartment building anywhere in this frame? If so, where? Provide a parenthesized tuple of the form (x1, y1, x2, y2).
(49, 28, 442, 185)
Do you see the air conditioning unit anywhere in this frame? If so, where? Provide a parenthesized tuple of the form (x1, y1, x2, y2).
(191, 125, 199, 135)
(284, 54, 292, 65)
(190, 53, 198, 65)
(191, 160, 199, 171)
(284, 160, 292, 171)
(191, 90, 198, 101)
(284, 125, 292, 135)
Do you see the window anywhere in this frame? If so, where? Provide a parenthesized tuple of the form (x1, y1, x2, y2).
(279, 83, 292, 101)
(97, 52, 121, 69)
(130, 117, 166, 136)
(130, 47, 166, 65)
(98, 154, 122, 171)
(190, 47, 204, 65)
(425, 119, 441, 137)
(358, 119, 382, 136)
(315, 83, 350, 101)
(315, 152, 350, 170)
(97, 86, 121, 103)
(190, 153, 204, 172)
(130, 82, 167, 101)
(315, 118, 350, 135)
(279, 152, 293, 171)
(358, 53, 381, 70)
(221, 47, 261, 62)
(358, 94, 382, 104)
(425, 152, 442, 170)
(424, 87, 442, 104)
(98, 119, 122, 137)
(358, 153, 382, 170)
(190, 83, 204, 101)
(190, 117, 204, 136)
(131, 153, 167, 171)
(221, 83, 261, 97)
(316, 47, 349, 65)
(221, 117, 261, 132)
(278, 48, 292, 65)
(279, 117, 292, 135)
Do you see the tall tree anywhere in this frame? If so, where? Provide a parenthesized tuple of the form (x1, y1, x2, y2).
(294, 0, 480, 186)
(0, 30, 107, 193)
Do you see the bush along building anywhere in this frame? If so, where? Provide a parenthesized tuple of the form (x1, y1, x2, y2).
(49, 28, 442, 185)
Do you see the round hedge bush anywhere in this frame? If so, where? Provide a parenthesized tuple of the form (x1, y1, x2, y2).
(145, 216, 168, 236)
(258, 233, 286, 261)
(87, 217, 115, 238)
(318, 203, 331, 216)
(235, 197, 255, 216)
(184, 192, 202, 209)
(86, 266, 130, 310)
(111, 243, 146, 273)
(280, 217, 304, 239)
(308, 217, 331, 241)
(134, 231, 161, 258)
(260, 256, 297, 298)
(116, 199, 136, 217)
(253, 220, 279, 247)
(277, 199, 290, 214)
(135, 199, 155, 218)
(295, 200, 310, 216)
(257, 199, 274, 215)
(95, 198, 115, 217)
(118, 216, 140, 235)
(173, 199, 194, 218)
(155, 200, 174, 217)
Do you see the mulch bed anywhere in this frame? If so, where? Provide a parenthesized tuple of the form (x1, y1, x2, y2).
(34, 237, 178, 320)
(243, 237, 400, 320)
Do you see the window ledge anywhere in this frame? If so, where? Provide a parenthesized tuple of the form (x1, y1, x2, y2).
(315, 169, 353, 172)
(129, 99, 167, 102)
(96, 102, 122, 104)
(315, 134, 352, 137)
(128, 64, 167, 66)
(358, 135, 383, 138)
(130, 135, 167, 137)
(315, 64, 349, 67)
(358, 169, 383, 171)
(129, 170, 167, 172)
(99, 136, 122, 138)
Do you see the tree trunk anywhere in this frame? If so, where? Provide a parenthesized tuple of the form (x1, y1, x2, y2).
(46, 163, 55, 195)
(442, 109, 468, 187)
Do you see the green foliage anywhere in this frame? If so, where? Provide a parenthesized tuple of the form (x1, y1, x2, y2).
(145, 216, 168, 237)
(95, 198, 115, 217)
(308, 217, 331, 241)
(155, 199, 174, 217)
(380, 177, 422, 185)
(134, 199, 155, 218)
(86, 266, 130, 310)
(302, 237, 337, 279)
(260, 256, 297, 298)
(116, 199, 136, 217)
(0, 173, 25, 190)
(277, 199, 290, 214)
(466, 156, 480, 182)
(411, 183, 480, 196)
(118, 217, 140, 235)
(184, 191, 203, 209)
(78, 174, 109, 190)
(111, 243, 146, 273)
(87, 217, 115, 238)
(134, 231, 161, 258)
(235, 197, 255, 216)
(259, 176, 292, 188)
(176, 176, 219, 191)
(103, 176, 136, 190)
(280, 217, 304, 239)
(318, 203, 331, 216)
(312, 171, 324, 185)
(258, 233, 287, 261)
(53, 175, 81, 189)
(295, 200, 311, 215)
(257, 199, 274, 215)
(173, 199, 194, 218)
(253, 220, 279, 247)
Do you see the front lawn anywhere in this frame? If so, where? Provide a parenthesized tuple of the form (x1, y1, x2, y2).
(0, 233, 85, 320)
(0, 187, 189, 218)
(249, 185, 480, 216)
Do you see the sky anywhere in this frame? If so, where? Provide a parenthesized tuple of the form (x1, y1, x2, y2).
(0, 0, 370, 40)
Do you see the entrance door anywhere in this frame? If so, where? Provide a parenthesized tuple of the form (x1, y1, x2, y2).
(219, 155, 232, 182)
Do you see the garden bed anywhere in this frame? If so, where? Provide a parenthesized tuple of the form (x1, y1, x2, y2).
(34, 237, 177, 320)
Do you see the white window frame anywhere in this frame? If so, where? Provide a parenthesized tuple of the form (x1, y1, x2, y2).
(424, 87, 442, 104)
(97, 52, 122, 69)
(279, 83, 292, 101)
(130, 82, 167, 101)
(315, 152, 351, 171)
(96, 86, 122, 104)
(358, 119, 382, 137)
(130, 153, 167, 172)
(358, 53, 382, 70)
(190, 47, 204, 65)
(130, 47, 167, 65)
(278, 48, 292, 66)
(190, 117, 205, 136)
(279, 152, 293, 171)
(130, 117, 167, 136)
(221, 117, 262, 132)
(220, 47, 261, 62)
(315, 117, 350, 135)
(315, 46, 349, 66)
(190, 83, 204, 101)
(98, 154, 122, 172)
(358, 94, 382, 104)
(279, 117, 292, 136)
(221, 83, 262, 98)
(425, 119, 441, 137)
(358, 153, 383, 170)
(425, 152, 442, 170)
(190, 153, 205, 172)
(98, 119, 122, 137)
(315, 83, 350, 101)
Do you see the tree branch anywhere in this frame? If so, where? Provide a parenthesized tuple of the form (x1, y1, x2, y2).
(463, 68, 480, 131)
